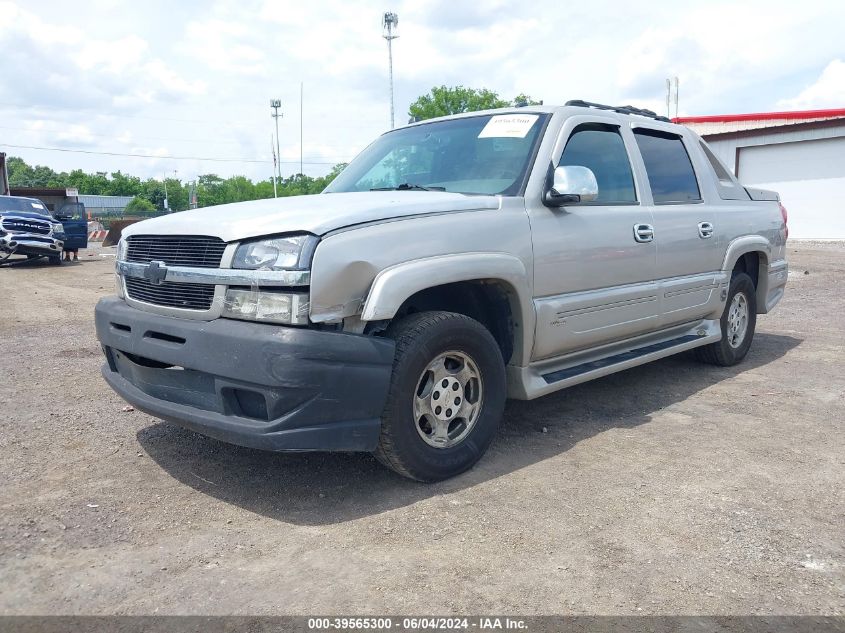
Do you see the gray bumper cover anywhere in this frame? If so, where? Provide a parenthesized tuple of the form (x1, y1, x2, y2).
(95, 297, 395, 452)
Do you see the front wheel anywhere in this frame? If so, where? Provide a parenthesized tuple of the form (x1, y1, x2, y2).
(695, 272, 757, 366)
(375, 311, 506, 482)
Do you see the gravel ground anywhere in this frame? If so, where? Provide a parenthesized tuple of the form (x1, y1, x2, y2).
(0, 242, 843, 615)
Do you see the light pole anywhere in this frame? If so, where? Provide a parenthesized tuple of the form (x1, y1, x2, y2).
(270, 99, 283, 192)
(270, 135, 278, 198)
(382, 11, 399, 129)
(162, 169, 177, 212)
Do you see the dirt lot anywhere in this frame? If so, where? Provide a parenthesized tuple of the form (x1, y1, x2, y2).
(0, 243, 843, 616)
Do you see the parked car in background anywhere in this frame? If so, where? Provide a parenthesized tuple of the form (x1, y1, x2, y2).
(95, 101, 788, 481)
(0, 195, 66, 264)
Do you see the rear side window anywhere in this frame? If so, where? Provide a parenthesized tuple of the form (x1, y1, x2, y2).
(633, 129, 701, 203)
(559, 124, 637, 204)
(699, 140, 734, 183)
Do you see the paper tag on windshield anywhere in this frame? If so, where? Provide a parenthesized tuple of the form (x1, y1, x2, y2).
(478, 114, 538, 139)
(31, 202, 45, 209)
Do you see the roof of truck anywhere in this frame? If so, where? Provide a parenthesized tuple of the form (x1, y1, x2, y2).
(402, 100, 675, 130)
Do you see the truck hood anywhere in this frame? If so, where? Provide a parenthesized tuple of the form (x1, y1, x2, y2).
(0, 210, 55, 221)
(122, 191, 501, 242)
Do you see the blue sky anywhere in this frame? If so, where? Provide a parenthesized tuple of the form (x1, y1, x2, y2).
(1, 0, 843, 183)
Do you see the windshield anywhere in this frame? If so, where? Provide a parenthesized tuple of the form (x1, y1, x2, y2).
(0, 196, 50, 215)
(325, 113, 548, 196)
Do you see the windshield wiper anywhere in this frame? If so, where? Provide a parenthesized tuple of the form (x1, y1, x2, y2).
(370, 183, 446, 192)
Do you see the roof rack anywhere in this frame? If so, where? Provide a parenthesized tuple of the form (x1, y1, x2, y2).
(564, 100, 671, 123)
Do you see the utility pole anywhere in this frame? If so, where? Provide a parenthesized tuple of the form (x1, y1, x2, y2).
(300, 82, 304, 177)
(270, 99, 283, 189)
(382, 11, 399, 129)
(674, 76, 679, 118)
(270, 135, 278, 197)
(665, 76, 679, 118)
(0, 152, 9, 196)
(162, 170, 177, 212)
(189, 181, 198, 209)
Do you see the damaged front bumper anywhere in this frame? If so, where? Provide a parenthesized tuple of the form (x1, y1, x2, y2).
(1, 232, 64, 257)
(95, 297, 395, 452)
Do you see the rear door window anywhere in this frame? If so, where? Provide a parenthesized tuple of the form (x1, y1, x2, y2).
(633, 129, 702, 204)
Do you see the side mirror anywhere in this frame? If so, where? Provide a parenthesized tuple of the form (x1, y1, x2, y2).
(544, 165, 599, 206)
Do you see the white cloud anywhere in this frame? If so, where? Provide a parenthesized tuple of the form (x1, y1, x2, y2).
(74, 35, 150, 73)
(3, 0, 845, 182)
(777, 59, 845, 110)
(0, 1, 205, 111)
(181, 19, 267, 75)
(56, 125, 96, 147)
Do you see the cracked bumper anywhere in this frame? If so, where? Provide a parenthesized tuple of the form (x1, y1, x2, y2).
(95, 297, 395, 452)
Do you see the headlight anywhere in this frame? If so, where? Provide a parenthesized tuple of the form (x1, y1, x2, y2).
(232, 235, 316, 271)
(51, 223, 65, 237)
(116, 237, 128, 261)
(115, 238, 127, 298)
(222, 289, 309, 325)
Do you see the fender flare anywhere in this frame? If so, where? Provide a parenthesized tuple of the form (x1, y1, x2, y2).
(721, 235, 782, 313)
(361, 252, 532, 322)
(721, 235, 771, 272)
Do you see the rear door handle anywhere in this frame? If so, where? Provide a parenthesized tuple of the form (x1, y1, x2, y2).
(633, 223, 654, 243)
(698, 221, 714, 239)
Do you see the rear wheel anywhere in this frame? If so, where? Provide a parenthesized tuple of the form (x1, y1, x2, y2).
(375, 311, 506, 482)
(695, 272, 757, 366)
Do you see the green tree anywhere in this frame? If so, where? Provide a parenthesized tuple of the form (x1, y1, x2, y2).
(409, 86, 509, 121)
(7, 158, 63, 187)
(4, 156, 345, 210)
(124, 196, 156, 213)
(7, 157, 35, 187)
(141, 178, 166, 210)
(196, 174, 229, 207)
(107, 171, 143, 197)
(512, 93, 542, 107)
(163, 178, 188, 211)
(408, 86, 543, 121)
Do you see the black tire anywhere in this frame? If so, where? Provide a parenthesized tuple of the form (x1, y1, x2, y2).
(375, 311, 506, 482)
(49, 256, 62, 266)
(694, 272, 757, 366)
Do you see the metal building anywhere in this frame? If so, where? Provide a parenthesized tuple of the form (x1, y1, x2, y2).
(76, 194, 134, 216)
(675, 109, 845, 239)
(7, 188, 134, 217)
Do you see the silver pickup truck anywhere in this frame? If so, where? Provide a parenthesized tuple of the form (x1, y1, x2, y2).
(95, 101, 788, 481)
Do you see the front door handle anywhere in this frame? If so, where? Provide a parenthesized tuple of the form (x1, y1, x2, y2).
(698, 221, 714, 239)
(633, 223, 654, 243)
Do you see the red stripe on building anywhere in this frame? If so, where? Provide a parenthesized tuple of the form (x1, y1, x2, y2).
(673, 108, 845, 124)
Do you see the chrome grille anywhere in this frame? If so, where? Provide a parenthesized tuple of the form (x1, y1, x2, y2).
(2, 217, 51, 235)
(125, 277, 215, 310)
(126, 235, 227, 268)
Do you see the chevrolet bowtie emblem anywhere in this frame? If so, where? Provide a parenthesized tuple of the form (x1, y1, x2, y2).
(144, 260, 168, 285)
